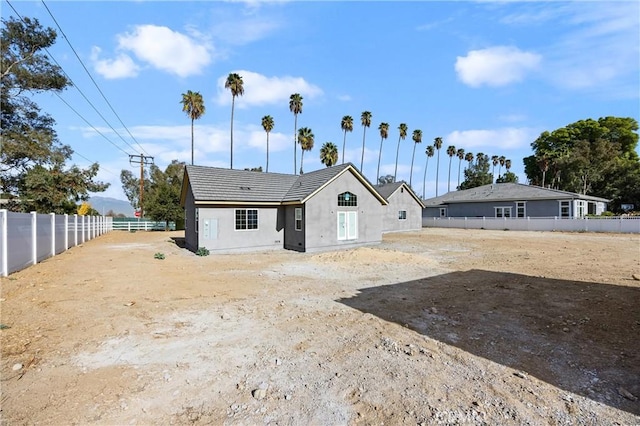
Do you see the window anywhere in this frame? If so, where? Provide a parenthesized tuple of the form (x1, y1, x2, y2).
(337, 211, 357, 240)
(516, 202, 526, 218)
(295, 208, 303, 231)
(398, 210, 407, 220)
(439, 208, 447, 218)
(495, 207, 512, 218)
(577, 200, 586, 218)
(235, 209, 258, 230)
(559, 201, 570, 218)
(338, 192, 357, 207)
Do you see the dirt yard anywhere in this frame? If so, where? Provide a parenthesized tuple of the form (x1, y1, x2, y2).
(1, 228, 639, 425)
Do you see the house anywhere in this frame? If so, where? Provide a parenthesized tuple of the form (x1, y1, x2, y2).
(422, 183, 609, 219)
(180, 163, 388, 253)
(375, 181, 425, 233)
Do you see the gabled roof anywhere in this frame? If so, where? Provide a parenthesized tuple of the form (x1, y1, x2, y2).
(374, 181, 425, 208)
(423, 183, 609, 207)
(181, 163, 388, 206)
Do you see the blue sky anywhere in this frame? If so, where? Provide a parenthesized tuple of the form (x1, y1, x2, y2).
(4, 0, 639, 201)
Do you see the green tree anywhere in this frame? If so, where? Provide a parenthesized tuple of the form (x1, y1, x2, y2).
(498, 155, 506, 178)
(456, 148, 465, 189)
(491, 155, 499, 181)
(464, 152, 474, 170)
(433, 137, 443, 196)
(261, 115, 274, 173)
(320, 142, 339, 167)
(340, 115, 353, 164)
(180, 90, 205, 166)
(422, 145, 434, 199)
(376, 122, 389, 183)
(360, 111, 372, 172)
(496, 171, 518, 183)
(459, 153, 493, 190)
(145, 160, 186, 230)
(289, 93, 303, 174)
(409, 129, 422, 187)
(120, 168, 149, 213)
(297, 127, 314, 174)
(394, 123, 408, 182)
(225, 73, 244, 169)
(1, 16, 107, 213)
(446, 145, 456, 192)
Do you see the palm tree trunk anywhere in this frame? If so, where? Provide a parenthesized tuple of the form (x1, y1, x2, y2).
(435, 152, 440, 197)
(447, 158, 453, 192)
(294, 115, 298, 175)
(422, 157, 429, 199)
(457, 159, 462, 189)
(300, 149, 305, 175)
(342, 130, 347, 164)
(376, 137, 383, 184)
(230, 96, 235, 169)
(266, 132, 270, 173)
(360, 127, 367, 172)
(191, 117, 195, 166)
(394, 136, 401, 182)
(409, 143, 417, 186)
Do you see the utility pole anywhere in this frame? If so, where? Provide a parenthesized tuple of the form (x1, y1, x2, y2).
(129, 153, 154, 218)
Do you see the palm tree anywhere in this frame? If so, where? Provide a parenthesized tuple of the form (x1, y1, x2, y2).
(433, 137, 443, 196)
(498, 155, 506, 177)
(446, 145, 456, 192)
(261, 115, 274, 173)
(465, 152, 474, 170)
(340, 115, 353, 164)
(409, 129, 422, 187)
(297, 126, 314, 174)
(376, 122, 389, 183)
(360, 111, 372, 172)
(289, 93, 303, 174)
(394, 123, 408, 182)
(320, 142, 339, 167)
(505, 158, 512, 173)
(225, 73, 244, 169)
(180, 90, 205, 166)
(456, 148, 465, 189)
(491, 155, 499, 181)
(422, 145, 434, 199)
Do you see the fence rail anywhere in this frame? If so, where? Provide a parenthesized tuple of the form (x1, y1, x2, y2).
(422, 216, 640, 233)
(0, 210, 113, 277)
(111, 220, 175, 231)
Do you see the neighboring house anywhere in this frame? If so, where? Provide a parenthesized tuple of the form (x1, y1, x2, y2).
(375, 181, 425, 233)
(423, 183, 609, 219)
(180, 163, 388, 253)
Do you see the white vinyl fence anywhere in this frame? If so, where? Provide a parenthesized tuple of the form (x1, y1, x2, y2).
(0, 209, 113, 277)
(423, 216, 640, 233)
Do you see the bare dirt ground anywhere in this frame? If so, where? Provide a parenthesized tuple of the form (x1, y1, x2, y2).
(1, 228, 639, 425)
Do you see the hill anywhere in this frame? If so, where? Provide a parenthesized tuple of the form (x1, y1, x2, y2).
(88, 196, 135, 217)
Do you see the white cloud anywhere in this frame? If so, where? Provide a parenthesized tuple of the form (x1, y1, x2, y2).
(93, 25, 213, 79)
(215, 70, 323, 108)
(446, 127, 538, 150)
(90, 47, 139, 79)
(455, 46, 541, 88)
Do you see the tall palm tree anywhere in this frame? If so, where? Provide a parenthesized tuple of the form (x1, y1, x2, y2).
(225, 73, 244, 169)
(433, 137, 443, 196)
(297, 126, 314, 174)
(505, 158, 512, 173)
(422, 145, 434, 199)
(376, 122, 389, 183)
(465, 152, 474, 170)
(456, 148, 465, 189)
(360, 111, 372, 172)
(289, 93, 303, 174)
(320, 142, 339, 167)
(446, 145, 456, 192)
(394, 123, 408, 182)
(180, 90, 205, 166)
(261, 115, 274, 173)
(340, 115, 353, 164)
(498, 155, 506, 177)
(491, 155, 499, 181)
(409, 129, 422, 187)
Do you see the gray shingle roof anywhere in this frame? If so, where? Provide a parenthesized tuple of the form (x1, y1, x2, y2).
(423, 183, 609, 207)
(374, 181, 426, 208)
(283, 163, 352, 201)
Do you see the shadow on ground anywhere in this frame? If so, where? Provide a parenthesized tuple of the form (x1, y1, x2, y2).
(171, 237, 186, 249)
(337, 270, 640, 415)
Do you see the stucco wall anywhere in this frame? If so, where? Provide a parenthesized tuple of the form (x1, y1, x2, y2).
(283, 204, 305, 252)
(184, 189, 198, 252)
(303, 172, 383, 252)
(382, 188, 423, 232)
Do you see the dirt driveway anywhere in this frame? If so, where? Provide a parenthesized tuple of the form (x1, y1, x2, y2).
(1, 228, 639, 425)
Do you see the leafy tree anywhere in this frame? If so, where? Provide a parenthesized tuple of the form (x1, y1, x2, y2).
(433, 137, 443, 196)
(376, 122, 389, 183)
(409, 129, 422, 187)
(1, 16, 107, 213)
(297, 127, 314, 174)
(491, 155, 499, 181)
(225, 73, 244, 169)
(289, 93, 303, 174)
(120, 168, 149, 213)
(244, 166, 263, 172)
(446, 145, 456, 192)
(261, 115, 274, 172)
(77, 201, 99, 216)
(320, 142, 339, 167)
(340, 115, 353, 164)
(180, 90, 205, 165)
(422, 145, 434, 199)
(496, 172, 518, 183)
(145, 161, 185, 230)
(394, 123, 408, 181)
(456, 148, 465, 189)
(459, 153, 492, 190)
(359, 111, 372, 172)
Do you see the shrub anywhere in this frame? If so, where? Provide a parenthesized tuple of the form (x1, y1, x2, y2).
(154, 252, 165, 260)
(196, 247, 210, 257)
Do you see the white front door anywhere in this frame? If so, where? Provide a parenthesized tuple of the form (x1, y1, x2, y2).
(337, 211, 357, 240)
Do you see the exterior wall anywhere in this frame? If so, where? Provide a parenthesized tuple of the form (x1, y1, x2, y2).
(283, 204, 305, 252)
(303, 172, 383, 252)
(195, 204, 284, 253)
(184, 188, 198, 252)
(382, 189, 422, 232)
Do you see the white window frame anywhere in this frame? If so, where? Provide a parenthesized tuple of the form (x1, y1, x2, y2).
(439, 208, 447, 218)
(337, 211, 357, 241)
(516, 201, 526, 218)
(559, 201, 570, 218)
(235, 209, 258, 230)
(495, 206, 512, 218)
(398, 210, 407, 220)
(295, 207, 303, 231)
